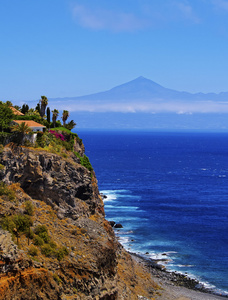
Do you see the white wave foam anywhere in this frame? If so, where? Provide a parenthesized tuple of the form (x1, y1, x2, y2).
(101, 189, 131, 202)
(109, 205, 140, 211)
(176, 264, 194, 268)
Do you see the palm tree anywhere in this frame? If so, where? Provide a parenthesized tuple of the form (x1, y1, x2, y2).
(62, 110, 69, 126)
(52, 109, 59, 128)
(11, 122, 32, 144)
(40, 96, 48, 118)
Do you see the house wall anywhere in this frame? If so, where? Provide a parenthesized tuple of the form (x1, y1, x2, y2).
(30, 127, 45, 132)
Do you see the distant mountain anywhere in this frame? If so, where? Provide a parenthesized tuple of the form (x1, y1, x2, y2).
(45, 77, 228, 130)
(49, 76, 228, 103)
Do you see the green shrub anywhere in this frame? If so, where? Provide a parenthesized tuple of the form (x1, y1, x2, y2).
(36, 132, 51, 148)
(28, 245, 38, 256)
(55, 246, 69, 261)
(1, 214, 32, 234)
(1, 216, 16, 233)
(49, 241, 57, 249)
(74, 153, 93, 172)
(25, 227, 34, 239)
(13, 214, 33, 232)
(24, 200, 35, 216)
(81, 155, 93, 172)
(0, 164, 4, 170)
(39, 231, 50, 243)
(0, 182, 16, 201)
(41, 244, 55, 257)
(34, 225, 48, 235)
(33, 235, 44, 246)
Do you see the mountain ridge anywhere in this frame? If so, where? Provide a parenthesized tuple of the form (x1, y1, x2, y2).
(49, 76, 228, 103)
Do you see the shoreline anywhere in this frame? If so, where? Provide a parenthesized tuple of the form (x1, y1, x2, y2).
(129, 251, 228, 299)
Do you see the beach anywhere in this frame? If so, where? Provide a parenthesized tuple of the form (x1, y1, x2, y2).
(130, 252, 227, 300)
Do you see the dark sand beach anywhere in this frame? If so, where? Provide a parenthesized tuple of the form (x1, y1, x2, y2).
(130, 252, 227, 300)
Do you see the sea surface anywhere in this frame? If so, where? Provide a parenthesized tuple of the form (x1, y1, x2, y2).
(76, 130, 228, 295)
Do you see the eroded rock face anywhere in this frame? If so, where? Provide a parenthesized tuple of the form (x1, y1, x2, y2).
(0, 146, 102, 220)
(0, 145, 120, 299)
(0, 145, 159, 300)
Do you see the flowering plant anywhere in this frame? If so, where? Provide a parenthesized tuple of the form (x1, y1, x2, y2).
(49, 130, 65, 141)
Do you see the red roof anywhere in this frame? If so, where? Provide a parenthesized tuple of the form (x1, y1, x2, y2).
(10, 107, 24, 116)
(13, 120, 46, 128)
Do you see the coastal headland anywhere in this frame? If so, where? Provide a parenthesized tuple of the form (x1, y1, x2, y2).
(0, 100, 226, 299)
(0, 141, 226, 299)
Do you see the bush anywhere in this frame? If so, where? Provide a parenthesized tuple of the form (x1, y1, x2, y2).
(1, 216, 16, 233)
(24, 200, 35, 216)
(41, 244, 55, 257)
(81, 155, 93, 172)
(39, 231, 50, 243)
(74, 153, 93, 172)
(36, 132, 52, 148)
(34, 225, 48, 235)
(33, 225, 51, 243)
(33, 235, 44, 246)
(25, 227, 34, 239)
(13, 214, 33, 232)
(1, 214, 32, 234)
(28, 245, 38, 256)
(55, 246, 69, 261)
(0, 182, 16, 201)
(49, 241, 57, 249)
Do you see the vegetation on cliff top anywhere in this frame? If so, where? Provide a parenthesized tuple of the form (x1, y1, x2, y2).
(0, 99, 93, 173)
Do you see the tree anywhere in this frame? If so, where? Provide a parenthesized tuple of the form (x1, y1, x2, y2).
(52, 109, 59, 128)
(46, 107, 50, 124)
(35, 103, 41, 115)
(62, 110, 69, 126)
(65, 120, 76, 130)
(14, 105, 21, 111)
(40, 96, 48, 118)
(21, 104, 29, 114)
(0, 102, 14, 132)
(5, 101, 13, 107)
(26, 108, 41, 117)
(11, 122, 32, 144)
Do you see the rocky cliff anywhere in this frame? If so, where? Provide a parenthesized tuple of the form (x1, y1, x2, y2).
(0, 142, 159, 299)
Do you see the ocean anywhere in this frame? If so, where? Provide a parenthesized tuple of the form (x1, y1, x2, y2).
(76, 130, 228, 296)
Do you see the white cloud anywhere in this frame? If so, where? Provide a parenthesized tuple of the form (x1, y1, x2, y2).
(171, 1, 200, 23)
(51, 99, 228, 114)
(72, 5, 147, 32)
(71, 1, 200, 32)
(212, 0, 228, 11)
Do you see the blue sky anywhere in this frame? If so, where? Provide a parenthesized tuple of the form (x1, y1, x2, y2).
(1, 0, 228, 102)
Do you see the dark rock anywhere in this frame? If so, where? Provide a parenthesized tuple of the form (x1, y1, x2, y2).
(114, 223, 123, 228)
(109, 221, 116, 227)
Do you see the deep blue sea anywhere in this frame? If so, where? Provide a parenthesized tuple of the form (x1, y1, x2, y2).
(77, 130, 228, 295)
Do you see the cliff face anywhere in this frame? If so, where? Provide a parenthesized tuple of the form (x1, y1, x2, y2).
(1, 145, 101, 219)
(0, 143, 159, 300)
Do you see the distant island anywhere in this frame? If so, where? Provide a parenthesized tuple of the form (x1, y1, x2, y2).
(43, 77, 228, 131)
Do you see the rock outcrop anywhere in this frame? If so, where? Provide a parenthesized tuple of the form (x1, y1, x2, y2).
(0, 143, 159, 299)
